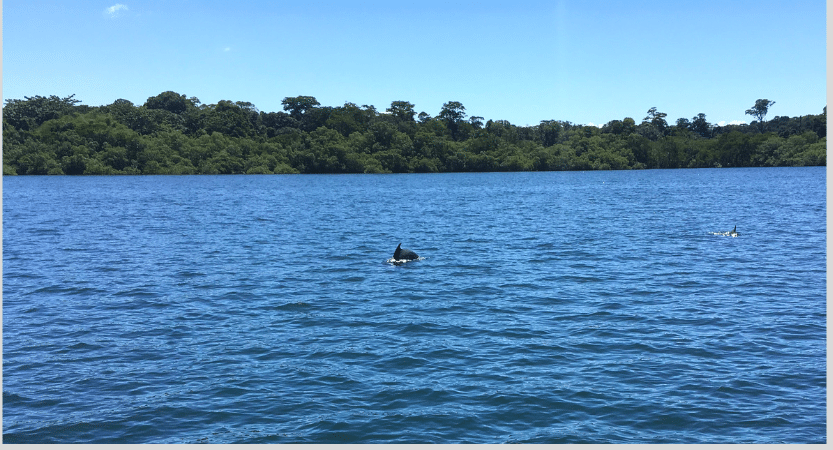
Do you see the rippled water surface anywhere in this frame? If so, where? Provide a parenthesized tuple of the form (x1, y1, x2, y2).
(3, 168, 826, 443)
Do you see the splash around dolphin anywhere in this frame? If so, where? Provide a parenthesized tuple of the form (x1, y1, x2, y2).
(710, 225, 740, 237)
(387, 243, 421, 265)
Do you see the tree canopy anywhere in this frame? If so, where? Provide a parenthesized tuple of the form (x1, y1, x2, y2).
(3, 92, 826, 176)
(746, 99, 776, 132)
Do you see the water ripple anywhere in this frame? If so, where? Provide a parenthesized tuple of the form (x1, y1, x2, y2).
(3, 169, 826, 443)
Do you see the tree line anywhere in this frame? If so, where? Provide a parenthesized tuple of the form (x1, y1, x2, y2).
(2, 91, 826, 175)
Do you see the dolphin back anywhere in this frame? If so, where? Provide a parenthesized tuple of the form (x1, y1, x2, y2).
(394, 243, 419, 260)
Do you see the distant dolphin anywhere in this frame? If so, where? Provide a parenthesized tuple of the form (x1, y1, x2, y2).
(711, 226, 739, 237)
(394, 243, 419, 261)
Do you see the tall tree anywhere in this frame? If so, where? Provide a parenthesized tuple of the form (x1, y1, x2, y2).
(745, 99, 775, 132)
(204, 100, 258, 138)
(144, 91, 190, 114)
(439, 101, 467, 140)
(439, 101, 466, 123)
(638, 108, 668, 140)
(281, 96, 320, 120)
(538, 120, 563, 146)
(675, 118, 691, 130)
(691, 113, 711, 137)
(644, 107, 668, 134)
(386, 101, 416, 122)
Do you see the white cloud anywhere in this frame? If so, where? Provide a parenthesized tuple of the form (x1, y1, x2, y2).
(717, 120, 747, 126)
(106, 4, 128, 17)
(223, 46, 232, 52)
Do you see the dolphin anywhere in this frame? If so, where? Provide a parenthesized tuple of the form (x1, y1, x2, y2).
(710, 225, 740, 237)
(394, 243, 419, 261)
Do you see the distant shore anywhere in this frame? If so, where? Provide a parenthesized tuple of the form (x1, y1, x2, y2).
(3, 93, 826, 176)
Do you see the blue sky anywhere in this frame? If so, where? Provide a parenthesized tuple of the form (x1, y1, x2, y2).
(3, 0, 827, 127)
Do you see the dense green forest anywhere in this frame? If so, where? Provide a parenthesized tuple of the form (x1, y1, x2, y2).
(2, 92, 826, 175)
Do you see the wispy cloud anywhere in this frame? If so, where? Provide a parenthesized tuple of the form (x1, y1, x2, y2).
(717, 120, 747, 126)
(105, 4, 128, 17)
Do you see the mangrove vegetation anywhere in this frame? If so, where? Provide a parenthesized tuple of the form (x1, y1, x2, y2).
(2, 92, 826, 175)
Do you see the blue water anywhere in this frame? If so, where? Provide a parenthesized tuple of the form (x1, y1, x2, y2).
(3, 168, 826, 443)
